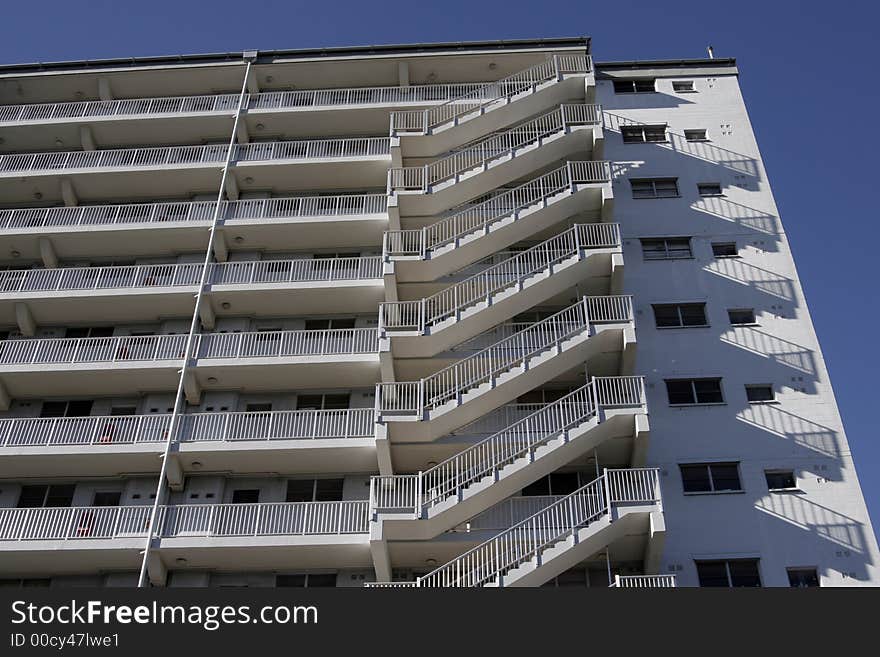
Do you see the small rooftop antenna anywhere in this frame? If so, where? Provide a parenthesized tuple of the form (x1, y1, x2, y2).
(707, 45, 714, 59)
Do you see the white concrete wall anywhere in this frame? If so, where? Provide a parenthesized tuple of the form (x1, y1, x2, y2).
(597, 69, 880, 586)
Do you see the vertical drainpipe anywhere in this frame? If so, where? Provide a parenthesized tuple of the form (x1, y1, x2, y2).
(136, 53, 256, 588)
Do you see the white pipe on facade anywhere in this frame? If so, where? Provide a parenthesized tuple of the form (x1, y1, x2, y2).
(136, 54, 255, 588)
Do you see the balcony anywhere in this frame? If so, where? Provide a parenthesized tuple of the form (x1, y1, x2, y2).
(0, 194, 388, 259)
(0, 137, 391, 204)
(385, 161, 612, 282)
(0, 327, 380, 399)
(388, 104, 601, 216)
(390, 55, 594, 156)
(372, 377, 649, 541)
(0, 500, 371, 579)
(0, 256, 383, 326)
(380, 224, 623, 358)
(0, 407, 377, 478)
(375, 297, 636, 441)
(0, 83, 488, 151)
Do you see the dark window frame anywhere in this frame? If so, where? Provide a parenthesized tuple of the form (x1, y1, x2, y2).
(765, 470, 798, 491)
(640, 237, 693, 260)
(652, 303, 709, 328)
(696, 559, 762, 587)
(613, 78, 656, 94)
(621, 124, 668, 144)
(684, 129, 709, 141)
(630, 178, 680, 199)
(745, 384, 776, 404)
(697, 182, 724, 197)
(672, 80, 696, 93)
(665, 378, 725, 405)
(711, 242, 739, 258)
(680, 462, 743, 494)
(728, 308, 757, 325)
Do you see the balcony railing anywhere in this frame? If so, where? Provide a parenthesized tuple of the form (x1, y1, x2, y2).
(0, 328, 377, 367)
(384, 161, 611, 259)
(390, 55, 592, 134)
(388, 104, 599, 193)
(0, 257, 382, 296)
(376, 297, 634, 417)
(0, 137, 390, 175)
(0, 407, 374, 448)
(379, 224, 622, 334)
(371, 378, 646, 516)
(610, 574, 677, 588)
(0, 500, 369, 541)
(0, 194, 387, 233)
(0, 83, 488, 125)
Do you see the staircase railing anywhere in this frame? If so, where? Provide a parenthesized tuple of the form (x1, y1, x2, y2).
(611, 574, 677, 588)
(388, 104, 599, 193)
(370, 377, 646, 516)
(379, 223, 621, 334)
(415, 468, 661, 587)
(376, 296, 633, 417)
(384, 161, 611, 260)
(390, 54, 592, 134)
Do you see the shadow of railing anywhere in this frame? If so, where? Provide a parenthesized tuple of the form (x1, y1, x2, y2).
(756, 493, 868, 554)
(704, 257, 796, 302)
(721, 326, 817, 376)
(736, 404, 841, 458)
(691, 196, 779, 235)
(603, 112, 761, 180)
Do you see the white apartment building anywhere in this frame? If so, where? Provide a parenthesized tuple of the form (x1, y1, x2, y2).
(0, 37, 875, 588)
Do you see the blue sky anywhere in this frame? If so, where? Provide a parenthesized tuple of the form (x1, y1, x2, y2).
(2, 1, 878, 536)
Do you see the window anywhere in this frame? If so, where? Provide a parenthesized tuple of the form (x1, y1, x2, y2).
(231, 489, 260, 504)
(621, 125, 667, 143)
(296, 393, 350, 410)
(696, 559, 761, 587)
(745, 384, 775, 403)
(787, 568, 819, 587)
(612, 79, 655, 94)
(92, 491, 122, 507)
(698, 183, 723, 196)
(640, 237, 692, 260)
(728, 309, 756, 325)
(65, 326, 113, 339)
(39, 400, 94, 418)
(684, 129, 708, 141)
(522, 472, 583, 496)
(245, 402, 272, 412)
(711, 242, 738, 258)
(285, 478, 344, 503)
(276, 573, 337, 588)
(765, 470, 797, 491)
(304, 317, 357, 331)
(672, 80, 695, 93)
(652, 303, 708, 328)
(17, 484, 76, 508)
(680, 463, 742, 493)
(630, 178, 679, 199)
(665, 378, 724, 405)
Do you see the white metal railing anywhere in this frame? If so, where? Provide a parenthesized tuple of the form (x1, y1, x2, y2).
(157, 500, 369, 537)
(0, 500, 369, 540)
(0, 83, 488, 125)
(611, 574, 677, 588)
(0, 263, 203, 294)
(0, 194, 387, 232)
(0, 137, 390, 175)
(376, 296, 634, 417)
(363, 581, 418, 588)
(387, 104, 599, 193)
(0, 328, 377, 367)
(379, 224, 621, 334)
(371, 377, 646, 516)
(415, 468, 661, 587)
(390, 55, 592, 134)
(0, 408, 374, 448)
(209, 256, 382, 285)
(195, 328, 377, 359)
(384, 161, 611, 259)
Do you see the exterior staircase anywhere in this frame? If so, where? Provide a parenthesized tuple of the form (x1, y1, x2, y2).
(380, 224, 622, 357)
(371, 468, 663, 587)
(371, 376, 648, 541)
(376, 296, 635, 441)
(388, 104, 602, 215)
(385, 161, 612, 282)
(390, 55, 594, 157)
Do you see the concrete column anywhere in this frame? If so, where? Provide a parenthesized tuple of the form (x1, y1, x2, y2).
(198, 298, 216, 330)
(212, 230, 229, 263)
(224, 174, 240, 201)
(38, 238, 58, 269)
(0, 379, 10, 411)
(235, 120, 250, 144)
(60, 179, 78, 207)
(98, 78, 113, 101)
(183, 371, 201, 405)
(369, 538, 393, 583)
(164, 454, 184, 491)
(79, 125, 96, 151)
(397, 61, 410, 87)
(14, 303, 36, 336)
(146, 551, 168, 587)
